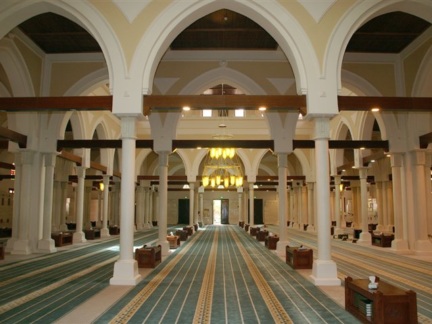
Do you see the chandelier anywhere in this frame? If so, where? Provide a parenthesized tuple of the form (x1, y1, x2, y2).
(202, 147, 244, 188)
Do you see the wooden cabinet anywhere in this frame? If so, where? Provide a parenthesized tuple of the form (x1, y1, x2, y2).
(84, 229, 101, 240)
(265, 235, 279, 250)
(285, 246, 313, 269)
(51, 232, 73, 247)
(135, 245, 162, 268)
(371, 233, 394, 247)
(345, 276, 417, 323)
(256, 230, 268, 242)
(250, 226, 259, 236)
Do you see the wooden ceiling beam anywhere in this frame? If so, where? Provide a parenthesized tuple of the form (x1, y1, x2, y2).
(0, 96, 112, 111)
(0, 127, 27, 148)
(419, 132, 432, 149)
(143, 95, 306, 115)
(338, 96, 432, 112)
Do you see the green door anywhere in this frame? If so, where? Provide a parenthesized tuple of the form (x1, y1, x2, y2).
(178, 199, 189, 225)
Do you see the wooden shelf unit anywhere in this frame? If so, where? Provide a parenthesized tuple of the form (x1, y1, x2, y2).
(285, 246, 313, 269)
(345, 276, 417, 323)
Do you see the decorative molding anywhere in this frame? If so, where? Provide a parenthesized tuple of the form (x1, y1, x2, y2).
(297, 0, 336, 23)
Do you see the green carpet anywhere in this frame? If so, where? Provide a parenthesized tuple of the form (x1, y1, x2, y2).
(95, 225, 358, 323)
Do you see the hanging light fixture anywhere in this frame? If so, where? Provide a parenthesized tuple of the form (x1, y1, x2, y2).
(201, 147, 243, 189)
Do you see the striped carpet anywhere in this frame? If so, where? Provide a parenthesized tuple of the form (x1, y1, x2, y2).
(95, 225, 358, 323)
(269, 226, 432, 324)
(0, 230, 159, 324)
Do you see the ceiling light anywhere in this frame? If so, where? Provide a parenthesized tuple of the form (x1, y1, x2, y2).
(258, 106, 267, 111)
(183, 106, 191, 111)
(371, 107, 380, 112)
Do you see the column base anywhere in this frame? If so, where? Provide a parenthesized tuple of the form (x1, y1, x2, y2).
(413, 239, 432, 255)
(356, 231, 372, 245)
(5, 237, 16, 252)
(11, 239, 32, 255)
(158, 240, 170, 256)
(100, 228, 110, 238)
(37, 239, 57, 253)
(110, 259, 142, 286)
(310, 260, 341, 286)
(136, 223, 144, 231)
(73, 231, 87, 244)
(143, 223, 151, 229)
(391, 239, 411, 254)
(275, 239, 290, 257)
(307, 225, 316, 232)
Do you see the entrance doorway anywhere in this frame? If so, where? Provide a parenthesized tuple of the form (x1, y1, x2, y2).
(213, 199, 229, 224)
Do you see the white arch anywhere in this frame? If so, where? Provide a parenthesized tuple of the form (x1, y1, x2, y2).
(0, 0, 127, 92)
(327, 0, 432, 92)
(180, 67, 266, 95)
(132, 0, 316, 95)
(0, 37, 34, 96)
(412, 46, 432, 96)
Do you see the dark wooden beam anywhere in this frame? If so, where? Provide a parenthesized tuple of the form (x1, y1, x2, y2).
(338, 96, 432, 112)
(0, 175, 14, 181)
(57, 139, 153, 150)
(0, 127, 27, 148)
(293, 140, 389, 150)
(172, 140, 273, 150)
(0, 96, 112, 111)
(143, 95, 306, 115)
(0, 162, 15, 170)
(419, 132, 432, 149)
(58, 151, 121, 178)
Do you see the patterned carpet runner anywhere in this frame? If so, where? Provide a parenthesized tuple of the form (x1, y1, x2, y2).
(95, 226, 358, 324)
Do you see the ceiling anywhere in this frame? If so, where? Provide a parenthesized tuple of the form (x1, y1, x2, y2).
(17, 10, 431, 54)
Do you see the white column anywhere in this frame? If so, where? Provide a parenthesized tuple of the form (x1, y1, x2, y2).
(390, 153, 409, 253)
(110, 116, 141, 286)
(248, 183, 254, 226)
(310, 117, 340, 286)
(376, 181, 385, 231)
(333, 176, 341, 233)
(5, 153, 21, 252)
(237, 188, 243, 223)
(410, 151, 432, 254)
(73, 167, 87, 243)
(11, 151, 34, 255)
(135, 184, 144, 230)
(189, 183, 195, 227)
(276, 153, 289, 255)
(306, 182, 315, 232)
(386, 181, 394, 231)
(38, 153, 57, 252)
(101, 175, 111, 237)
(157, 151, 170, 254)
(59, 182, 69, 231)
(143, 187, 151, 229)
(382, 182, 389, 228)
(297, 184, 303, 229)
(199, 188, 204, 225)
(289, 187, 294, 226)
(357, 168, 371, 244)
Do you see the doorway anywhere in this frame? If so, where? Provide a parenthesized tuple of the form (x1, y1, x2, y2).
(213, 199, 229, 224)
(248, 199, 263, 224)
(178, 199, 189, 224)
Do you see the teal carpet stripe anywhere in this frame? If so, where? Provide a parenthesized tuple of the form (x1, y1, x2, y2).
(96, 226, 359, 324)
(0, 229, 162, 323)
(267, 226, 432, 322)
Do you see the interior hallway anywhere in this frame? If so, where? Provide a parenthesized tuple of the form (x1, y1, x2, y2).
(1, 225, 431, 323)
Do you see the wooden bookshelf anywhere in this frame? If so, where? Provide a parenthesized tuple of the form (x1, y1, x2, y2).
(345, 276, 417, 323)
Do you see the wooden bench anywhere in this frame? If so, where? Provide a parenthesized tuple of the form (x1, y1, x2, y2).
(176, 229, 188, 241)
(51, 232, 73, 247)
(371, 232, 394, 247)
(0, 244, 4, 260)
(166, 235, 180, 249)
(239, 221, 245, 228)
(135, 244, 162, 268)
(183, 226, 193, 236)
(250, 226, 259, 236)
(84, 229, 101, 240)
(109, 226, 120, 235)
(265, 235, 279, 250)
(286, 245, 313, 269)
(244, 224, 250, 232)
(256, 230, 268, 242)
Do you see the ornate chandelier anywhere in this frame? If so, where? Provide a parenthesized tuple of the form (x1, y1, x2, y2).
(202, 147, 243, 188)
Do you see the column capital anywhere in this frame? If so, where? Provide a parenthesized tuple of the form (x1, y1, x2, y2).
(277, 152, 288, 168)
(120, 116, 137, 139)
(313, 117, 330, 140)
(409, 150, 426, 165)
(76, 166, 87, 178)
(390, 153, 403, 167)
(157, 151, 169, 166)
